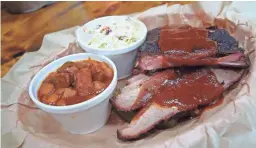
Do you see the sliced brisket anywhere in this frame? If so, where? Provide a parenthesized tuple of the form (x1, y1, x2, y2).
(112, 69, 176, 111)
(113, 26, 249, 141)
(136, 26, 248, 71)
(116, 68, 245, 140)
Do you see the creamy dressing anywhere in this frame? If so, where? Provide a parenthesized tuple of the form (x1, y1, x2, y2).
(83, 17, 144, 49)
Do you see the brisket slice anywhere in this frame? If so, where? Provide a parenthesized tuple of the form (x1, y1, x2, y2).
(116, 67, 245, 140)
(138, 51, 250, 71)
(136, 26, 248, 71)
(141, 26, 243, 54)
(112, 69, 176, 111)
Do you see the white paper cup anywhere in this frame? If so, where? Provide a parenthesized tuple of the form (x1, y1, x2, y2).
(29, 53, 117, 134)
(76, 16, 147, 79)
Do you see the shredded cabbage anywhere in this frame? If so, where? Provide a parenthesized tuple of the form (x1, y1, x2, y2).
(84, 17, 143, 49)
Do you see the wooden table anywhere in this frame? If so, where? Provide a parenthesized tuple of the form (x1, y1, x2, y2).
(1, 1, 190, 77)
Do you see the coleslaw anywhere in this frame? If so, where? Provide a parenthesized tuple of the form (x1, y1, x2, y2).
(83, 17, 145, 49)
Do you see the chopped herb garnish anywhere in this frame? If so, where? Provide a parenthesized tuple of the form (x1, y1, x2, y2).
(99, 43, 107, 48)
(118, 36, 127, 40)
(126, 37, 137, 44)
(88, 41, 92, 45)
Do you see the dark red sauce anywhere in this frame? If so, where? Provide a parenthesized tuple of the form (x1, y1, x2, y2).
(160, 28, 208, 39)
(158, 38, 217, 52)
(158, 26, 217, 56)
(132, 69, 177, 109)
(161, 25, 192, 30)
(152, 69, 224, 111)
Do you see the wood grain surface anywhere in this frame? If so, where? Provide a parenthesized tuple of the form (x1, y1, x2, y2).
(1, 1, 190, 77)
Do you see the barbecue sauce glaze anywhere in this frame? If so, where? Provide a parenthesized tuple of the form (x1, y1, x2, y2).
(153, 69, 224, 111)
(138, 27, 220, 71)
(132, 69, 177, 109)
(158, 26, 217, 66)
(159, 28, 208, 39)
(158, 27, 217, 53)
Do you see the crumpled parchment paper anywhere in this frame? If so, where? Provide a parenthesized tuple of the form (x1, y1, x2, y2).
(1, 1, 256, 148)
